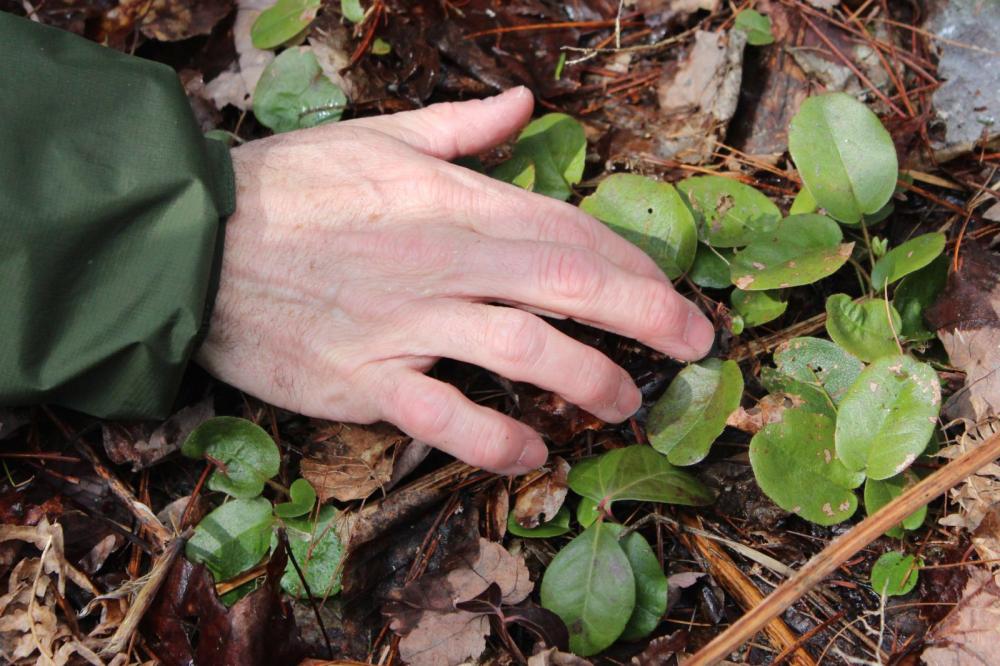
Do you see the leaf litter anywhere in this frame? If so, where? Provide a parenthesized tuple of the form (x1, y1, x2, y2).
(5, 0, 1000, 664)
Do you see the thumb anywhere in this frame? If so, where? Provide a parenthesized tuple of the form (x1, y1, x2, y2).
(348, 86, 535, 160)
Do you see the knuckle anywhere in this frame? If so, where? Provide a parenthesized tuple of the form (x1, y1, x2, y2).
(540, 209, 600, 250)
(539, 246, 604, 301)
(640, 282, 686, 338)
(387, 380, 456, 441)
(484, 310, 545, 368)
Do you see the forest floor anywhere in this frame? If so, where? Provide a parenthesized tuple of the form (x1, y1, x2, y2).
(1, 0, 999, 664)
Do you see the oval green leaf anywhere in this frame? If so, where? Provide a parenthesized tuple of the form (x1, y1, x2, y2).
(619, 530, 668, 642)
(788, 93, 898, 224)
(581, 174, 698, 278)
(181, 417, 281, 499)
(491, 154, 536, 191)
(511, 113, 585, 201)
(731, 289, 787, 327)
(688, 244, 733, 289)
(825, 294, 902, 363)
(733, 9, 775, 46)
(253, 47, 347, 133)
(835, 355, 940, 480)
(276, 505, 343, 597)
(773, 336, 864, 405)
(341, 0, 365, 22)
(252, 0, 322, 49)
(540, 521, 636, 656)
(677, 175, 780, 247)
(186, 497, 275, 581)
(730, 214, 853, 290)
(274, 478, 317, 518)
(568, 446, 715, 508)
(749, 408, 861, 526)
(760, 367, 836, 418)
(647, 359, 744, 466)
(864, 470, 927, 538)
(894, 255, 948, 341)
(789, 187, 818, 215)
(871, 551, 919, 597)
(507, 505, 571, 538)
(576, 497, 600, 528)
(870, 232, 946, 289)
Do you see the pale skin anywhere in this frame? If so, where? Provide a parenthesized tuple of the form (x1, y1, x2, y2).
(196, 87, 714, 476)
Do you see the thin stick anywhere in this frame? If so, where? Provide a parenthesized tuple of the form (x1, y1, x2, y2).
(688, 430, 1000, 664)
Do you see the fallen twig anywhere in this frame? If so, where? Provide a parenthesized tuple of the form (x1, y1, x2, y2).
(687, 428, 1000, 664)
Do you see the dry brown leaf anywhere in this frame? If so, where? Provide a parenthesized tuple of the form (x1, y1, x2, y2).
(386, 538, 533, 666)
(300, 422, 411, 502)
(921, 568, 1000, 665)
(204, 0, 276, 111)
(512, 457, 570, 529)
(972, 506, 1000, 585)
(0, 518, 98, 597)
(529, 646, 593, 666)
(655, 29, 746, 164)
(115, 0, 234, 42)
(938, 422, 1000, 532)
(102, 397, 214, 471)
(927, 243, 1000, 422)
(725, 393, 802, 434)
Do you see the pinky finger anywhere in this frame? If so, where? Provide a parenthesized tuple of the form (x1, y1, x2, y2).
(377, 371, 548, 475)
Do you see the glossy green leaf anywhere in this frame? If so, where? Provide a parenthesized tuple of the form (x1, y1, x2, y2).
(647, 359, 744, 466)
(252, 0, 322, 49)
(568, 446, 715, 508)
(773, 336, 864, 405)
(253, 48, 347, 133)
(825, 294, 902, 363)
(730, 214, 852, 290)
(688, 244, 732, 289)
(749, 408, 862, 526)
(510, 113, 585, 200)
(760, 367, 836, 418)
(894, 255, 948, 341)
(677, 176, 780, 247)
(181, 417, 280, 499)
(186, 498, 274, 581)
(788, 93, 898, 224)
(864, 470, 927, 538)
(540, 521, 635, 655)
(507, 506, 571, 538)
(835, 355, 940, 480)
(871, 552, 919, 597)
(730, 314, 745, 335)
(276, 506, 343, 598)
(733, 9, 775, 46)
(491, 154, 536, 191)
(341, 0, 364, 22)
(789, 187, 818, 215)
(619, 531, 668, 642)
(870, 232, 946, 289)
(576, 497, 600, 528)
(274, 478, 317, 518)
(581, 174, 697, 278)
(730, 289, 787, 327)
(371, 37, 391, 55)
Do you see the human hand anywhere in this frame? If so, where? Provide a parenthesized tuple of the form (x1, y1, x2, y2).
(196, 87, 715, 475)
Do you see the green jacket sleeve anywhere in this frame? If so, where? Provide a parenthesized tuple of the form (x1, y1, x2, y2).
(0, 12, 235, 419)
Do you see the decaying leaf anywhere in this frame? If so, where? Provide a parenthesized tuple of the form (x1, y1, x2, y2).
(926, 243, 1000, 422)
(529, 646, 593, 666)
(204, 0, 277, 111)
(972, 505, 1000, 586)
(102, 397, 214, 471)
(938, 422, 1000, 532)
(921, 568, 1000, 666)
(128, 0, 234, 41)
(656, 29, 747, 164)
(300, 422, 411, 502)
(512, 457, 570, 529)
(385, 538, 533, 666)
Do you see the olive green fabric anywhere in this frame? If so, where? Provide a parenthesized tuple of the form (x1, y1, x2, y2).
(0, 12, 235, 419)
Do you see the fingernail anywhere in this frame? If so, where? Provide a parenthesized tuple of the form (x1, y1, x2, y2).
(614, 380, 641, 417)
(486, 86, 529, 104)
(515, 436, 548, 470)
(683, 306, 715, 357)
